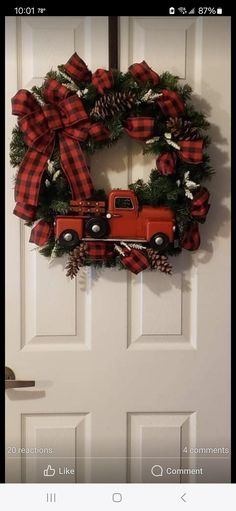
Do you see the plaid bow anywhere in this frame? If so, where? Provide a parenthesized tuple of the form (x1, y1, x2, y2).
(64, 52, 91, 82)
(182, 222, 200, 251)
(191, 187, 210, 218)
(12, 81, 110, 222)
(29, 219, 53, 246)
(157, 89, 185, 117)
(178, 140, 203, 164)
(125, 117, 154, 141)
(128, 60, 160, 86)
(156, 152, 177, 175)
(86, 241, 114, 260)
(91, 69, 113, 95)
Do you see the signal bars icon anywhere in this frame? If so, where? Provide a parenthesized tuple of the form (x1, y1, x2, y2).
(189, 7, 195, 14)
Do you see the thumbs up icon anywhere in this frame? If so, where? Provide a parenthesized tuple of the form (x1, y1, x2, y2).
(43, 465, 56, 477)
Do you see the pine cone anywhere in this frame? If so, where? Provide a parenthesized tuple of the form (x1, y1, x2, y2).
(65, 243, 87, 279)
(166, 117, 200, 141)
(147, 249, 172, 274)
(91, 91, 136, 120)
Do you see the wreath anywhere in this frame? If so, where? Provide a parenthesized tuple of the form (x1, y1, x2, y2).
(10, 53, 212, 278)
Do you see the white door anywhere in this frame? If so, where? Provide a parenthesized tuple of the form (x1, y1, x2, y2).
(5, 16, 231, 484)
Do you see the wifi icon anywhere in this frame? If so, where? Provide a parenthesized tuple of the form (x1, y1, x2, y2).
(178, 7, 187, 14)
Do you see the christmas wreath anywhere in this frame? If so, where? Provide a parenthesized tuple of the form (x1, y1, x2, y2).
(10, 53, 213, 278)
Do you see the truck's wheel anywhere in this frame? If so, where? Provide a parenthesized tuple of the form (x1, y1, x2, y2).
(85, 217, 109, 239)
(58, 229, 80, 248)
(149, 233, 169, 252)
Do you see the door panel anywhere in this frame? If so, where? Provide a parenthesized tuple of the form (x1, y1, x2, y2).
(5, 16, 230, 483)
(128, 413, 196, 483)
(22, 414, 91, 483)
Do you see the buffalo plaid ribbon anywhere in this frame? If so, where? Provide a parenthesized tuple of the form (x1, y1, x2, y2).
(89, 122, 110, 141)
(157, 144, 204, 175)
(64, 53, 113, 95)
(12, 80, 110, 222)
(128, 60, 160, 86)
(157, 89, 185, 117)
(191, 187, 210, 218)
(116, 245, 149, 274)
(64, 52, 91, 82)
(86, 241, 114, 260)
(91, 69, 113, 95)
(13, 202, 36, 221)
(121, 248, 149, 274)
(29, 219, 53, 246)
(156, 152, 177, 175)
(125, 117, 154, 141)
(178, 140, 203, 164)
(182, 222, 200, 251)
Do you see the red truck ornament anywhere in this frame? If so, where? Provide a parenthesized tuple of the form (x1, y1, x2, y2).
(55, 189, 176, 251)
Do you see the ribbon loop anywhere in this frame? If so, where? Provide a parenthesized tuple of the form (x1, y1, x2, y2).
(12, 89, 40, 116)
(182, 223, 200, 251)
(157, 89, 185, 117)
(178, 140, 203, 164)
(89, 122, 111, 142)
(43, 79, 70, 104)
(91, 68, 113, 95)
(118, 246, 149, 274)
(128, 60, 160, 86)
(86, 241, 114, 260)
(64, 52, 92, 82)
(191, 187, 210, 218)
(125, 117, 154, 141)
(18, 109, 49, 148)
(156, 152, 177, 175)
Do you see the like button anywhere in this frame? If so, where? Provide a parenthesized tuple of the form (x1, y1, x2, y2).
(43, 465, 56, 477)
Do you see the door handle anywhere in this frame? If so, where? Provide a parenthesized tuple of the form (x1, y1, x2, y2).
(5, 367, 35, 389)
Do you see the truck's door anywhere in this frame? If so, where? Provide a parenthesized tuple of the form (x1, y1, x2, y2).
(108, 195, 142, 240)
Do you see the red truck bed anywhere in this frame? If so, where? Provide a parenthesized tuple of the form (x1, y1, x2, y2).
(69, 199, 106, 215)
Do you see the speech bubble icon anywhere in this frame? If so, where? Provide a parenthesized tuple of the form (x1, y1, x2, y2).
(151, 464, 163, 477)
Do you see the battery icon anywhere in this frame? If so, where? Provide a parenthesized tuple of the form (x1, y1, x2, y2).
(217, 7, 222, 14)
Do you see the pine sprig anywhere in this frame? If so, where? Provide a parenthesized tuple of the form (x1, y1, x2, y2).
(129, 169, 185, 207)
(10, 126, 28, 167)
(39, 240, 66, 258)
(159, 72, 193, 101)
(184, 104, 210, 129)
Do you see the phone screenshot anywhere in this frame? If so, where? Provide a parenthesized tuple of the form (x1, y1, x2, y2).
(4, 10, 232, 510)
